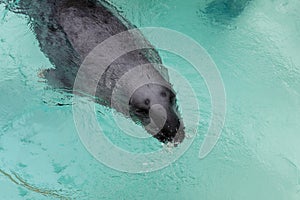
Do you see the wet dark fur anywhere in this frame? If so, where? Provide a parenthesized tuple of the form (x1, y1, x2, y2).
(14, 0, 164, 103)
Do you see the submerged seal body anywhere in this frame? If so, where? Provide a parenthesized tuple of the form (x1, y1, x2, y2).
(14, 0, 185, 143)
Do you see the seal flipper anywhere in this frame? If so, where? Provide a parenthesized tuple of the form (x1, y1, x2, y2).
(40, 68, 74, 90)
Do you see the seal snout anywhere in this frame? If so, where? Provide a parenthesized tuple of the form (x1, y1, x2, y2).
(150, 105, 181, 143)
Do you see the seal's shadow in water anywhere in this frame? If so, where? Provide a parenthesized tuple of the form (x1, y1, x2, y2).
(202, 0, 252, 23)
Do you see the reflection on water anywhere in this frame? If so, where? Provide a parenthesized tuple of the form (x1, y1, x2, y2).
(0, 168, 70, 199)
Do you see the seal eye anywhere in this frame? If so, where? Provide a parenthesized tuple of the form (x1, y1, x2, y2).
(169, 93, 175, 103)
(144, 99, 150, 105)
(160, 91, 167, 97)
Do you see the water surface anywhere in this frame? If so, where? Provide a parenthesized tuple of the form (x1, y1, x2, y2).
(1, 0, 300, 199)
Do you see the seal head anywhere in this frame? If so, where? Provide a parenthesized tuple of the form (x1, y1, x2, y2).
(129, 83, 184, 144)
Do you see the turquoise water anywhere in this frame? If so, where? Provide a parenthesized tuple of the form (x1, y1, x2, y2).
(1, 0, 300, 199)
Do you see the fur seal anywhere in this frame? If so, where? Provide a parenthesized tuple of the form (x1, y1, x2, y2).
(11, 0, 185, 143)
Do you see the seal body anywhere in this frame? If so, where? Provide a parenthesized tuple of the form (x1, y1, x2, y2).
(15, 0, 184, 143)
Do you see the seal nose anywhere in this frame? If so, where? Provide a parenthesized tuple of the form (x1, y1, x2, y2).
(149, 104, 182, 142)
(161, 108, 180, 138)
